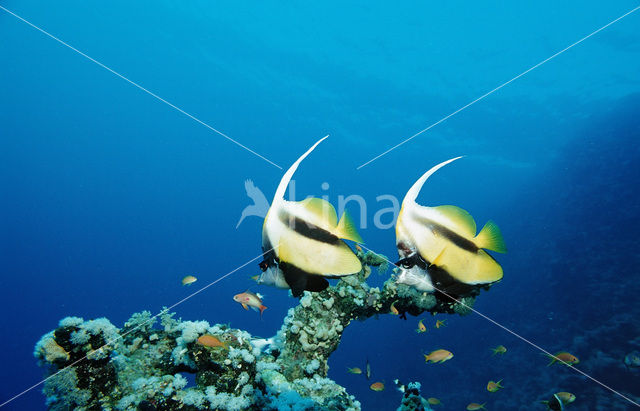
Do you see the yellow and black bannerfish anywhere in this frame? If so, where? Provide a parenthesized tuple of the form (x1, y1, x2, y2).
(259, 136, 363, 297)
(395, 157, 506, 293)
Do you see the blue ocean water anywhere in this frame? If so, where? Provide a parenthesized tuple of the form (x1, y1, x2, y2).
(1, 1, 639, 409)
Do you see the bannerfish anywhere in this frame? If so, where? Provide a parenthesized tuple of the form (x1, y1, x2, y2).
(181, 275, 197, 286)
(233, 291, 267, 317)
(395, 157, 506, 294)
(258, 136, 363, 297)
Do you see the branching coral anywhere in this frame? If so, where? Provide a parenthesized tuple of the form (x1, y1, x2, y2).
(34, 251, 491, 410)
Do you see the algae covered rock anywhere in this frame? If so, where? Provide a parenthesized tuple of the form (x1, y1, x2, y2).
(33, 253, 492, 410)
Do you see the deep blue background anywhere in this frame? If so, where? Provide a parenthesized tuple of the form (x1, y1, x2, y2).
(1, 1, 639, 409)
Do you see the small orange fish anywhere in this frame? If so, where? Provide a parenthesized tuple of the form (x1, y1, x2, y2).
(542, 391, 576, 407)
(181, 275, 198, 286)
(355, 244, 363, 253)
(416, 319, 427, 333)
(196, 334, 228, 349)
(546, 352, 579, 366)
(424, 349, 453, 364)
(390, 301, 399, 315)
(555, 392, 576, 404)
(491, 345, 506, 355)
(435, 319, 446, 329)
(370, 382, 385, 391)
(466, 403, 486, 410)
(427, 397, 442, 406)
(487, 379, 503, 392)
(233, 291, 267, 317)
(347, 367, 362, 374)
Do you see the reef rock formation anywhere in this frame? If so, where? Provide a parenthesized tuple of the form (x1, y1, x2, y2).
(34, 251, 484, 410)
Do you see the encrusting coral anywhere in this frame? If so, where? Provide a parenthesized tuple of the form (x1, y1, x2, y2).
(34, 250, 490, 410)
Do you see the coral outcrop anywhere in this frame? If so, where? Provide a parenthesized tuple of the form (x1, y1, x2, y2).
(34, 250, 487, 410)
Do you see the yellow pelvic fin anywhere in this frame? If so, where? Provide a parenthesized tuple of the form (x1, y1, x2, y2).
(241, 303, 248, 310)
(430, 248, 447, 267)
(434, 205, 477, 237)
(336, 210, 363, 243)
(475, 220, 507, 253)
(301, 197, 338, 226)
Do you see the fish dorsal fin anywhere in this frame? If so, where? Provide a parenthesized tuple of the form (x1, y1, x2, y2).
(300, 197, 338, 227)
(336, 210, 363, 243)
(475, 220, 507, 253)
(273, 136, 329, 204)
(402, 157, 463, 207)
(434, 205, 477, 237)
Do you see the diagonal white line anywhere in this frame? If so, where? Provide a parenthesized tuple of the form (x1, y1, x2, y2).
(0, 5, 283, 170)
(357, 5, 640, 170)
(358, 244, 640, 408)
(0, 248, 273, 408)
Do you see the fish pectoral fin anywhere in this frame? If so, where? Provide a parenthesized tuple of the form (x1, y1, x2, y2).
(475, 220, 507, 253)
(336, 210, 363, 243)
(430, 248, 447, 267)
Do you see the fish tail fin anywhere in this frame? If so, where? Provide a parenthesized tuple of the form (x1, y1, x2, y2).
(544, 354, 557, 366)
(475, 220, 507, 253)
(336, 210, 363, 243)
(273, 136, 328, 203)
(402, 157, 463, 207)
(259, 305, 267, 319)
